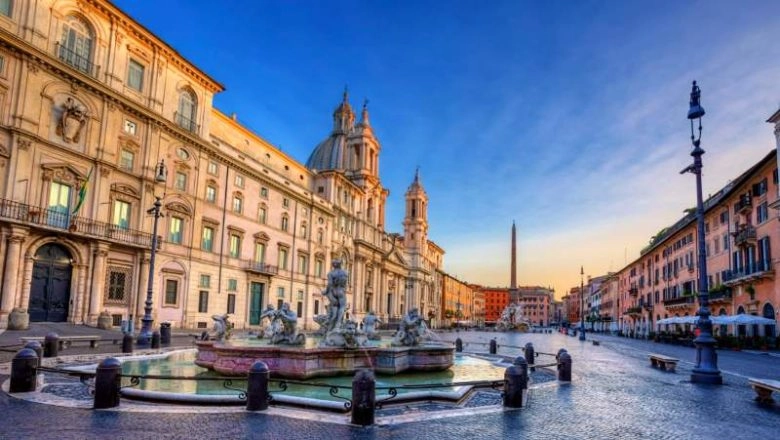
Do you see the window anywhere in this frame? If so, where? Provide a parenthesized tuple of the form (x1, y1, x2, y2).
(177, 89, 197, 132)
(177, 148, 190, 160)
(258, 206, 267, 224)
(123, 120, 137, 135)
(127, 59, 144, 91)
(227, 279, 237, 291)
(297, 289, 304, 301)
(297, 301, 303, 318)
(119, 149, 135, 170)
(112, 200, 131, 229)
(298, 254, 308, 274)
(235, 174, 244, 188)
(281, 215, 289, 231)
(300, 223, 307, 238)
(233, 195, 243, 214)
(260, 187, 268, 198)
(164, 279, 178, 305)
(757, 201, 769, 223)
(169, 217, 183, 244)
(198, 291, 209, 313)
(205, 185, 217, 203)
(201, 226, 214, 252)
(227, 294, 236, 314)
(199, 274, 211, 288)
(279, 247, 288, 270)
(59, 16, 94, 74)
(753, 178, 768, 197)
(0, 0, 11, 17)
(254, 242, 266, 263)
(208, 161, 218, 176)
(175, 172, 187, 191)
(317, 229, 324, 245)
(229, 234, 241, 258)
(277, 286, 285, 298)
(107, 269, 128, 302)
(315, 259, 324, 278)
(283, 198, 290, 208)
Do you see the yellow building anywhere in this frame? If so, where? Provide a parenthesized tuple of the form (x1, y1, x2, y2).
(0, 0, 444, 330)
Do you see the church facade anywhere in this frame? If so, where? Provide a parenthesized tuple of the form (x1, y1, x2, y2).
(0, 0, 443, 331)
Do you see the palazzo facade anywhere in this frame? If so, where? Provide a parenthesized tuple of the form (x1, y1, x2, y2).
(0, 0, 443, 330)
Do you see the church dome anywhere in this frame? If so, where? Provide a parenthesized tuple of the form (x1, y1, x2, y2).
(306, 89, 355, 171)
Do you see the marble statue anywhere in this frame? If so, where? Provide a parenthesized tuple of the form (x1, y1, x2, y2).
(269, 302, 305, 345)
(211, 314, 230, 342)
(362, 311, 382, 340)
(258, 304, 277, 339)
(392, 308, 425, 346)
(317, 260, 349, 332)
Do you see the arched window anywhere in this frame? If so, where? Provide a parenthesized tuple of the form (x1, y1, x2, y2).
(177, 89, 197, 132)
(59, 16, 94, 75)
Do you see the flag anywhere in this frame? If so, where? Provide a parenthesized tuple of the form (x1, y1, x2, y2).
(72, 167, 93, 215)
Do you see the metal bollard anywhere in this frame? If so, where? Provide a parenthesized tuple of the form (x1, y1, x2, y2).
(94, 357, 122, 409)
(351, 369, 376, 426)
(503, 355, 528, 408)
(489, 338, 497, 354)
(10, 349, 39, 393)
(122, 333, 134, 354)
(151, 331, 161, 349)
(23, 341, 43, 366)
(246, 361, 270, 411)
(160, 322, 171, 347)
(455, 338, 463, 352)
(43, 333, 59, 358)
(558, 351, 572, 382)
(524, 343, 535, 369)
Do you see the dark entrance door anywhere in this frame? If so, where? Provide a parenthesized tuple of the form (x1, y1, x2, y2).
(29, 244, 72, 322)
(249, 282, 264, 325)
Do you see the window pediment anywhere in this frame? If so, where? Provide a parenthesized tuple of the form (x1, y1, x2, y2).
(201, 216, 220, 226)
(41, 163, 88, 185)
(165, 201, 192, 216)
(110, 183, 140, 199)
(253, 232, 270, 242)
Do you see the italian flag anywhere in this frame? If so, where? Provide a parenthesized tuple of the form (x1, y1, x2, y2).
(72, 167, 93, 215)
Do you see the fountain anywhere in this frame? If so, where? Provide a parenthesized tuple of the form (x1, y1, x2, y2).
(195, 260, 454, 378)
(496, 302, 531, 332)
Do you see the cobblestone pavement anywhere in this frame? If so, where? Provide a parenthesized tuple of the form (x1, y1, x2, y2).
(1, 330, 779, 439)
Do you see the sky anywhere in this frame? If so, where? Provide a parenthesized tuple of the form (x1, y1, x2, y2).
(114, 0, 780, 298)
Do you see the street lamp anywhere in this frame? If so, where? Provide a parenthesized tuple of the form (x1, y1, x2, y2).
(681, 81, 722, 384)
(137, 159, 167, 347)
(579, 266, 586, 341)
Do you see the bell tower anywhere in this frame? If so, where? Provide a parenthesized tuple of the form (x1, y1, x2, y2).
(403, 168, 428, 251)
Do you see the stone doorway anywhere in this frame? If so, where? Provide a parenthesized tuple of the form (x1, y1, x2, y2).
(29, 243, 73, 322)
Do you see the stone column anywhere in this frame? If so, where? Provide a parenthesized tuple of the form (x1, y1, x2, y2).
(88, 242, 110, 325)
(18, 255, 35, 310)
(1, 229, 28, 327)
(71, 264, 88, 323)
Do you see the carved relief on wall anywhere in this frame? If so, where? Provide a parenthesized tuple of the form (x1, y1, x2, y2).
(41, 163, 87, 186)
(55, 97, 88, 143)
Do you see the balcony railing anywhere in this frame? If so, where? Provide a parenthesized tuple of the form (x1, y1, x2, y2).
(624, 306, 642, 315)
(723, 260, 774, 285)
(56, 42, 99, 77)
(175, 111, 199, 134)
(735, 194, 752, 214)
(663, 296, 696, 307)
(732, 225, 757, 247)
(708, 288, 733, 303)
(243, 261, 279, 276)
(0, 199, 153, 248)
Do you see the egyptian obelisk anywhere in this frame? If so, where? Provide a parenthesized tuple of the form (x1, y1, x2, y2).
(510, 221, 519, 303)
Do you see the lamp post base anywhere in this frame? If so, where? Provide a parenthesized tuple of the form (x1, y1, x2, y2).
(691, 337, 722, 384)
(136, 317, 154, 348)
(579, 325, 586, 341)
(691, 370, 723, 384)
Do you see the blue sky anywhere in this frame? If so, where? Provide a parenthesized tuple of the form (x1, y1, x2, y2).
(115, 0, 780, 296)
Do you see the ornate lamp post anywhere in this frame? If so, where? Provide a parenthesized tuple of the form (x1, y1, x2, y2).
(137, 159, 167, 347)
(579, 266, 586, 341)
(681, 81, 722, 384)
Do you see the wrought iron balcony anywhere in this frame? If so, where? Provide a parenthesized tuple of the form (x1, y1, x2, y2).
(0, 199, 153, 248)
(663, 296, 696, 307)
(723, 260, 774, 286)
(175, 111, 199, 134)
(624, 306, 642, 316)
(732, 224, 757, 247)
(243, 261, 279, 276)
(735, 194, 752, 214)
(56, 42, 99, 77)
(708, 288, 733, 303)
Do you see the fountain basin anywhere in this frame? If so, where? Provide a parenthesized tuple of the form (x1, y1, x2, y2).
(195, 340, 455, 379)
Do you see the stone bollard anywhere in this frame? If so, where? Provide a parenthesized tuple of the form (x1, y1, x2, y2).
(524, 343, 535, 370)
(489, 338, 497, 354)
(246, 361, 270, 411)
(43, 333, 59, 358)
(558, 351, 572, 382)
(10, 349, 38, 393)
(151, 331, 161, 349)
(455, 338, 463, 352)
(160, 322, 171, 347)
(122, 333, 134, 354)
(351, 369, 376, 426)
(94, 358, 122, 409)
(503, 355, 528, 408)
(23, 341, 43, 366)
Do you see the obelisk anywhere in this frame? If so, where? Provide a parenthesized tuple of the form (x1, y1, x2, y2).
(510, 221, 519, 303)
